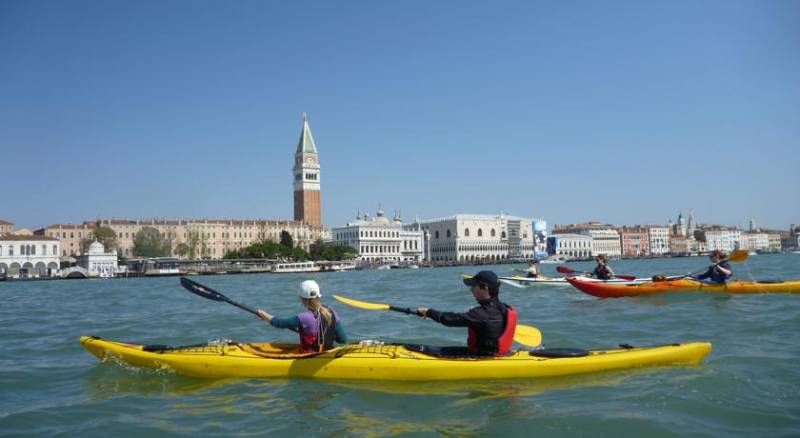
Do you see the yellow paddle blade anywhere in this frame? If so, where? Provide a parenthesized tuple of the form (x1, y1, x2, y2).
(332, 294, 390, 311)
(728, 250, 749, 263)
(514, 324, 542, 348)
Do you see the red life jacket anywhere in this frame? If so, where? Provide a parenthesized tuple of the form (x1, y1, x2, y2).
(467, 305, 517, 356)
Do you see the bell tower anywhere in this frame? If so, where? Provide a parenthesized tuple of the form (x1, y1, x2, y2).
(293, 113, 322, 227)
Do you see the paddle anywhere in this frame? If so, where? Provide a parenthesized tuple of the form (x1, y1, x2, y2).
(332, 294, 542, 347)
(180, 277, 260, 316)
(180, 277, 301, 333)
(556, 266, 637, 281)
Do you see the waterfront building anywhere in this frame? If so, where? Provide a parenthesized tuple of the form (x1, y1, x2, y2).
(0, 220, 13, 234)
(293, 113, 322, 227)
(619, 226, 650, 257)
(416, 214, 534, 263)
(767, 234, 782, 252)
(702, 228, 740, 252)
(546, 234, 592, 259)
(77, 240, 118, 277)
(647, 226, 671, 255)
(36, 219, 322, 260)
(552, 221, 615, 234)
(34, 223, 96, 256)
(669, 236, 689, 255)
(331, 209, 425, 264)
(739, 232, 770, 252)
(586, 229, 622, 258)
(0, 234, 60, 278)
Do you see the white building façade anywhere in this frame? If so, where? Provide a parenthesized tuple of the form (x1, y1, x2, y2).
(415, 214, 535, 263)
(0, 234, 61, 278)
(331, 209, 425, 264)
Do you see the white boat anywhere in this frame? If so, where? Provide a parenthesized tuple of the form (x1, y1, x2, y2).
(272, 261, 321, 273)
(376, 264, 392, 271)
(538, 256, 570, 264)
(329, 262, 356, 272)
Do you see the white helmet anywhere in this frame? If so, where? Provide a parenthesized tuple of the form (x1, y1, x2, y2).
(299, 280, 321, 299)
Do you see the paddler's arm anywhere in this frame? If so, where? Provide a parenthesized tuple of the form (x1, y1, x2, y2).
(269, 315, 302, 331)
(418, 308, 481, 327)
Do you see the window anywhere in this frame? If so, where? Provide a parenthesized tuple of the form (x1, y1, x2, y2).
(9, 245, 13, 256)
(446, 229, 451, 238)
(501, 231, 507, 239)
(53, 245, 57, 255)
(0, 245, 2, 256)
(435, 230, 439, 239)
(465, 228, 470, 237)
(477, 229, 483, 237)
(491, 229, 496, 237)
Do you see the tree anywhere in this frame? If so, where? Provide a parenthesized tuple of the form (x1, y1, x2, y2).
(133, 227, 171, 258)
(175, 243, 191, 259)
(280, 230, 294, 248)
(79, 226, 117, 254)
(309, 240, 358, 261)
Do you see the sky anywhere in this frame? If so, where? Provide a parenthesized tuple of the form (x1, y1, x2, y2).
(1, 1, 798, 231)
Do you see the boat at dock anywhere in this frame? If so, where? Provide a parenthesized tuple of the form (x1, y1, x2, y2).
(271, 261, 322, 273)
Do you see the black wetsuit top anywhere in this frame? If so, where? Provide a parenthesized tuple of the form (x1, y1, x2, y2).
(593, 265, 613, 280)
(695, 261, 732, 283)
(425, 298, 509, 356)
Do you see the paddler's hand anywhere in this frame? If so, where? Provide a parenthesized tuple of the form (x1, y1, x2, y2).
(416, 308, 428, 319)
(257, 309, 273, 321)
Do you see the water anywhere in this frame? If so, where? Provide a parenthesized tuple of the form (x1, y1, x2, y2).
(2, 254, 799, 436)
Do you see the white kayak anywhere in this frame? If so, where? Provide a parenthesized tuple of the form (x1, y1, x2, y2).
(499, 275, 654, 288)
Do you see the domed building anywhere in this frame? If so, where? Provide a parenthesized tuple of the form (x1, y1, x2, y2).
(78, 240, 118, 278)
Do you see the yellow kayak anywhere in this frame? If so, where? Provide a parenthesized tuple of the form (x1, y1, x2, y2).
(80, 336, 711, 381)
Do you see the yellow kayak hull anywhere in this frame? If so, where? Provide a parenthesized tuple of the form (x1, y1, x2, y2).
(80, 336, 711, 381)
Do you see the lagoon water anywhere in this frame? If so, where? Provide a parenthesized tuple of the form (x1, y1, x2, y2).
(2, 254, 799, 436)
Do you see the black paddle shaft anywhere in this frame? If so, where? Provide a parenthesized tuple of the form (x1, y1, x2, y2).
(180, 277, 260, 316)
(389, 306, 420, 315)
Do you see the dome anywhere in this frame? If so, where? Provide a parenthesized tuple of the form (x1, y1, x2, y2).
(88, 240, 105, 254)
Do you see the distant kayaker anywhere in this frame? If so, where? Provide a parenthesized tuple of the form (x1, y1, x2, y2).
(416, 270, 517, 356)
(590, 254, 615, 280)
(257, 280, 346, 353)
(692, 250, 733, 284)
(515, 259, 541, 278)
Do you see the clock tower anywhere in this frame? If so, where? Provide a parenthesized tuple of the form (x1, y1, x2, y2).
(293, 113, 322, 227)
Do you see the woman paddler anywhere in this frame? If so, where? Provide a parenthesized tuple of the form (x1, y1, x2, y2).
(257, 280, 347, 353)
(691, 250, 733, 284)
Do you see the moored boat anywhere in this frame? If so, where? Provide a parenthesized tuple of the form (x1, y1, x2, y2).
(80, 336, 711, 381)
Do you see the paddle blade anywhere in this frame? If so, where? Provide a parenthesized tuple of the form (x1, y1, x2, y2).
(514, 324, 542, 347)
(333, 294, 391, 311)
(180, 277, 227, 302)
(556, 266, 574, 275)
(728, 250, 749, 263)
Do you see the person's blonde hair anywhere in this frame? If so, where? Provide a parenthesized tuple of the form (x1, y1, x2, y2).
(302, 297, 332, 325)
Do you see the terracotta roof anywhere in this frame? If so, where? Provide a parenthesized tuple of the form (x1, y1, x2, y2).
(0, 234, 59, 241)
(0, 220, 13, 225)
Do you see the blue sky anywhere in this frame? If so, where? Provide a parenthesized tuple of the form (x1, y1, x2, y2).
(2, 1, 798, 231)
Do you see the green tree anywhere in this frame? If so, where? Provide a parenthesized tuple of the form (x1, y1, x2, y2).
(133, 227, 171, 258)
(280, 230, 294, 247)
(175, 243, 191, 259)
(309, 240, 358, 261)
(79, 226, 118, 253)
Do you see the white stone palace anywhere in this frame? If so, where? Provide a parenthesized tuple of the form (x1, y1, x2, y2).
(416, 214, 535, 263)
(0, 234, 61, 278)
(331, 209, 425, 264)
